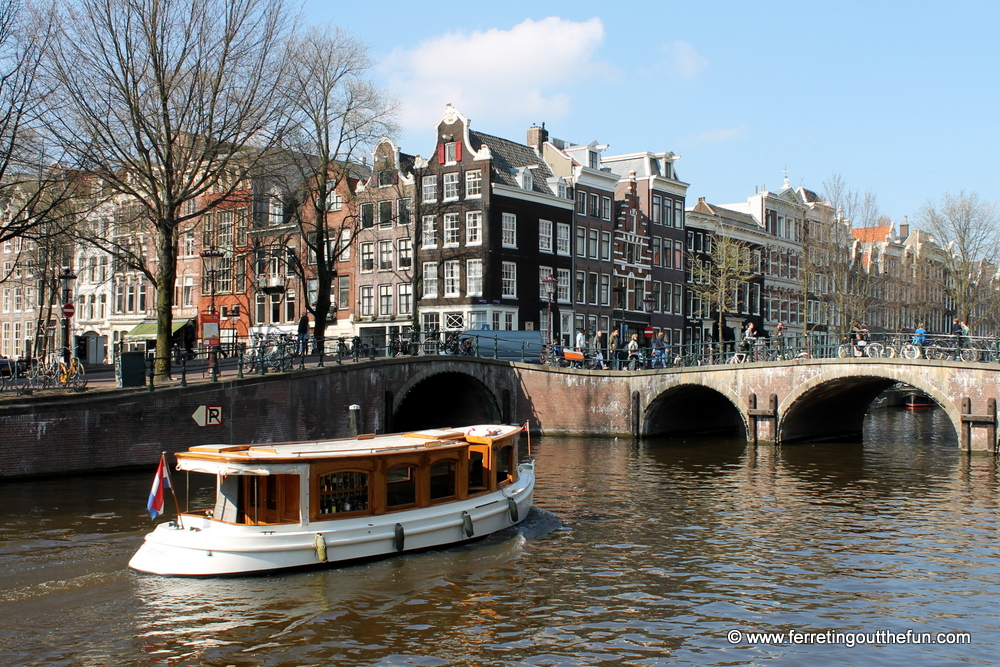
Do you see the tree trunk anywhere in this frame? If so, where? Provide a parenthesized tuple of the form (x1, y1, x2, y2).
(153, 223, 178, 379)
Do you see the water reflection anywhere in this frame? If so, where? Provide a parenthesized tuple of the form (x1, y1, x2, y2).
(2, 408, 999, 666)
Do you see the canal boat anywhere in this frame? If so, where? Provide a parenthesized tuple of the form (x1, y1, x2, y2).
(905, 392, 936, 409)
(129, 424, 534, 577)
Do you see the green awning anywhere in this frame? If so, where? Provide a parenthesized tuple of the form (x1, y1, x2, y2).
(125, 321, 187, 340)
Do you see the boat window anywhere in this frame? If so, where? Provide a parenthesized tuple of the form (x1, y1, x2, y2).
(468, 449, 487, 493)
(319, 471, 369, 515)
(386, 465, 416, 508)
(495, 445, 513, 484)
(242, 474, 300, 525)
(429, 459, 457, 501)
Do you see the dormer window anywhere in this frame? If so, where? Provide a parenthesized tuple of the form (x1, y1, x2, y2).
(521, 169, 533, 192)
(439, 141, 462, 164)
(268, 192, 283, 226)
(589, 151, 599, 169)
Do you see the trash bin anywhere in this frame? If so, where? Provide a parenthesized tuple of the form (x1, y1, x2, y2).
(117, 351, 147, 388)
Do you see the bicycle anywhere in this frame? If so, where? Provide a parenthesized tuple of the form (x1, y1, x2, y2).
(57, 356, 87, 388)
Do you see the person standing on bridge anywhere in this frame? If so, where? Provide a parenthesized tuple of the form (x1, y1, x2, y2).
(609, 330, 620, 370)
(297, 314, 310, 356)
(594, 330, 608, 370)
(651, 331, 667, 368)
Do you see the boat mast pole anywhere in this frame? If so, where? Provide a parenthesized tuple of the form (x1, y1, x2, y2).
(162, 451, 184, 529)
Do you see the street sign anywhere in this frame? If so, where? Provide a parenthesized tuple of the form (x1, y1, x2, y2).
(62, 303, 75, 318)
(192, 405, 224, 427)
(644, 326, 654, 338)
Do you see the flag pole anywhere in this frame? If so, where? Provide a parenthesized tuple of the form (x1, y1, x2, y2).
(525, 420, 532, 458)
(162, 451, 184, 529)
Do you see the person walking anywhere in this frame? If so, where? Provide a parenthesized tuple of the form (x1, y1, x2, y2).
(651, 331, 667, 368)
(626, 333, 640, 370)
(297, 313, 310, 356)
(594, 330, 608, 369)
(608, 330, 620, 370)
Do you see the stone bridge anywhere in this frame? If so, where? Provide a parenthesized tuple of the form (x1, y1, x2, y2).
(2, 356, 998, 477)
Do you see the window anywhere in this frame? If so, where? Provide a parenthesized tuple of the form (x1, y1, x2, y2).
(398, 238, 412, 269)
(397, 198, 411, 225)
(444, 261, 460, 297)
(675, 200, 684, 228)
(421, 216, 436, 249)
(539, 219, 552, 252)
(422, 262, 438, 298)
(339, 228, 351, 261)
(379, 241, 393, 270)
(268, 193, 283, 225)
(422, 175, 437, 203)
(600, 274, 610, 306)
(652, 237, 662, 266)
(502, 262, 516, 297)
(556, 268, 570, 303)
(378, 200, 393, 226)
(588, 273, 598, 306)
(286, 290, 296, 322)
(652, 195, 662, 223)
(576, 190, 587, 215)
(588, 229, 598, 258)
(576, 227, 586, 256)
(556, 223, 571, 255)
(360, 286, 373, 316)
(361, 203, 374, 228)
(502, 213, 516, 248)
(326, 191, 343, 211)
(521, 169, 533, 191)
(338, 275, 350, 310)
(589, 193, 600, 218)
(430, 460, 457, 500)
(446, 312, 464, 329)
(386, 466, 416, 508)
(379, 284, 392, 315)
(539, 266, 553, 300)
(467, 259, 483, 297)
(398, 283, 412, 315)
(443, 172, 460, 200)
(575, 271, 585, 303)
(443, 141, 460, 164)
(444, 213, 460, 247)
(360, 243, 374, 272)
(466, 211, 482, 245)
(318, 472, 368, 515)
(602, 197, 611, 221)
(466, 170, 482, 197)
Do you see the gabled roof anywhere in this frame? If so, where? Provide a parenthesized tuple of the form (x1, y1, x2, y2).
(852, 225, 893, 243)
(469, 130, 556, 195)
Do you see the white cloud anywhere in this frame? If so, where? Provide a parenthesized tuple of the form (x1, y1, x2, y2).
(662, 41, 709, 79)
(683, 125, 747, 145)
(381, 17, 611, 135)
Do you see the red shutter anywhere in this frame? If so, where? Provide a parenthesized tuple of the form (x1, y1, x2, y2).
(438, 144, 445, 164)
(455, 141, 462, 162)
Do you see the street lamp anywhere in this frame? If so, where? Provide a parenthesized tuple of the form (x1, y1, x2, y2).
(201, 245, 224, 381)
(200, 245, 224, 314)
(58, 266, 77, 362)
(542, 273, 557, 343)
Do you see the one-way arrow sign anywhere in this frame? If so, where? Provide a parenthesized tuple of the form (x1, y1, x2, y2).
(192, 405, 223, 426)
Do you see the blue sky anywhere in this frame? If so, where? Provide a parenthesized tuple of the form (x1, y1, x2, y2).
(304, 1, 1000, 224)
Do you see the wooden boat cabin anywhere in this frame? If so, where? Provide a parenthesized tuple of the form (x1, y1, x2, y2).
(175, 426, 523, 527)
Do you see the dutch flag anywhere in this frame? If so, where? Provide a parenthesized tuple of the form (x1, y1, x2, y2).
(146, 454, 172, 520)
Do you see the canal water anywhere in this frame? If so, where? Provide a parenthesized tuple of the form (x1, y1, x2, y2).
(3, 407, 998, 666)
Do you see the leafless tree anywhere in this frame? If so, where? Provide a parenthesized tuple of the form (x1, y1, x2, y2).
(918, 190, 1000, 329)
(685, 232, 759, 346)
(39, 0, 291, 376)
(274, 26, 398, 346)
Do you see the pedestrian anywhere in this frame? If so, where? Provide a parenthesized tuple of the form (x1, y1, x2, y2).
(913, 323, 927, 348)
(594, 330, 607, 369)
(575, 329, 586, 352)
(951, 318, 963, 359)
(609, 330, 620, 370)
(627, 333, 640, 370)
(651, 331, 667, 368)
(297, 313, 310, 355)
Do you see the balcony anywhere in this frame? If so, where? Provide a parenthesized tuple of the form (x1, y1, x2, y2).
(257, 273, 286, 294)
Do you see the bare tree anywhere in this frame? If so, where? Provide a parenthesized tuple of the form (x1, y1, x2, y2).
(918, 190, 1000, 329)
(686, 232, 759, 345)
(39, 0, 291, 376)
(274, 26, 398, 346)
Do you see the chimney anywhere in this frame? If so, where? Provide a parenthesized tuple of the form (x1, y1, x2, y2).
(527, 122, 548, 151)
(899, 217, 909, 240)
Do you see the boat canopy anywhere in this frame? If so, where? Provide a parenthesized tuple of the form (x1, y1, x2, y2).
(176, 459, 305, 476)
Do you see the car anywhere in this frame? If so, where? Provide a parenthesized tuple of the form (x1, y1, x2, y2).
(457, 330, 545, 363)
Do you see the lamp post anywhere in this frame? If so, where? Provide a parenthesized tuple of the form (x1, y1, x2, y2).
(201, 245, 224, 381)
(58, 267, 77, 362)
(542, 273, 557, 343)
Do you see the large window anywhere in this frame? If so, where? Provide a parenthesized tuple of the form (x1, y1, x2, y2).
(466, 211, 482, 245)
(422, 262, 438, 298)
(539, 219, 552, 252)
(398, 238, 412, 269)
(379, 284, 392, 315)
(430, 460, 457, 501)
(502, 261, 516, 297)
(466, 170, 482, 197)
(378, 200, 393, 226)
(422, 175, 437, 203)
(556, 223, 570, 255)
(444, 213, 460, 247)
(443, 172, 460, 200)
(361, 203, 374, 228)
(502, 213, 517, 248)
(398, 283, 412, 315)
(386, 465, 416, 508)
(338, 275, 350, 310)
(444, 260, 460, 297)
(421, 216, 436, 249)
(360, 243, 374, 272)
(556, 268, 570, 303)
(360, 285, 373, 316)
(318, 471, 368, 515)
(378, 241, 393, 270)
(576, 227, 586, 256)
(467, 259, 483, 297)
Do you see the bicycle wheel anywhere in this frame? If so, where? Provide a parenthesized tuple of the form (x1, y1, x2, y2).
(837, 344, 851, 358)
(865, 342, 884, 358)
(73, 364, 87, 388)
(926, 346, 946, 360)
(961, 347, 981, 362)
(901, 344, 921, 359)
(883, 345, 898, 358)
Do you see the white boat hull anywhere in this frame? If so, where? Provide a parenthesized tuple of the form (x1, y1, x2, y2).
(130, 463, 534, 577)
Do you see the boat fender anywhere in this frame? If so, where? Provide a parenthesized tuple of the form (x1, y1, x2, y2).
(314, 533, 328, 563)
(462, 511, 474, 538)
(507, 497, 519, 523)
(394, 523, 405, 552)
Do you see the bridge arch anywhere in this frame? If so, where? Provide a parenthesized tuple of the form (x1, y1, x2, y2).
(391, 369, 503, 432)
(643, 382, 746, 438)
(779, 366, 960, 444)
